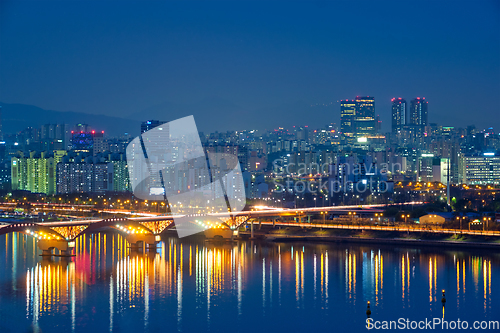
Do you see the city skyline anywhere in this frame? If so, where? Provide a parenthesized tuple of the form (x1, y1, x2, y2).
(0, 95, 498, 138)
(1, 1, 499, 133)
(1, 2, 499, 333)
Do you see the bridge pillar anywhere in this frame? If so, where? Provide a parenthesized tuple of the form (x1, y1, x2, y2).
(251, 220, 254, 239)
(204, 228, 233, 240)
(38, 239, 73, 257)
(258, 217, 262, 230)
(146, 235, 162, 249)
(125, 234, 155, 251)
(273, 218, 275, 228)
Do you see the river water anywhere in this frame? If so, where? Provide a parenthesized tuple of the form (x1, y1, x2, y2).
(0, 232, 498, 332)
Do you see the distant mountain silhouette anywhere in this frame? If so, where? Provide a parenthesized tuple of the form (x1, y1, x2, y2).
(0, 102, 140, 136)
(0, 98, 339, 138)
(128, 97, 338, 133)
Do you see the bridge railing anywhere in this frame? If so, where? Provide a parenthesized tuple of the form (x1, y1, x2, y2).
(69, 217, 99, 221)
(259, 220, 500, 236)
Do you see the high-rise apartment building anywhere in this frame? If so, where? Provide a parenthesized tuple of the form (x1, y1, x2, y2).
(109, 153, 131, 192)
(93, 131, 108, 155)
(11, 151, 61, 195)
(409, 97, 428, 126)
(391, 98, 406, 132)
(56, 159, 113, 194)
(40, 124, 71, 150)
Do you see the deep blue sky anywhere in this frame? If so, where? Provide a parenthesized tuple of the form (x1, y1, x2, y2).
(1, 0, 499, 133)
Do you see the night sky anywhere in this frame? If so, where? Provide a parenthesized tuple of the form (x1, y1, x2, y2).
(1, 0, 499, 133)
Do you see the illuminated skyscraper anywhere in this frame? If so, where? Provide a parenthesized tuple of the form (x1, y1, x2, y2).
(409, 97, 428, 126)
(340, 100, 356, 138)
(463, 153, 500, 185)
(71, 131, 94, 152)
(391, 98, 407, 132)
(354, 96, 375, 137)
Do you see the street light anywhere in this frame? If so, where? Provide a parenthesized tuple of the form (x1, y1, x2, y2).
(483, 217, 491, 231)
(456, 215, 466, 231)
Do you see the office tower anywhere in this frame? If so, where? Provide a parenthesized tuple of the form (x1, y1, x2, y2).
(417, 155, 449, 183)
(409, 97, 428, 126)
(71, 132, 94, 151)
(463, 153, 500, 185)
(391, 98, 407, 132)
(340, 100, 356, 138)
(354, 96, 375, 137)
(70, 124, 97, 152)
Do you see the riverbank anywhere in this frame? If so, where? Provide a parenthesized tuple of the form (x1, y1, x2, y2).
(239, 225, 500, 249)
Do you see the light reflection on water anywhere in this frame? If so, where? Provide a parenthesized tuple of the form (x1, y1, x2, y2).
(0, 232, 499, 332)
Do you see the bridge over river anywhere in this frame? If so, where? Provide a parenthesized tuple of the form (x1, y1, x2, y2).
(5, 202, 480, 255)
